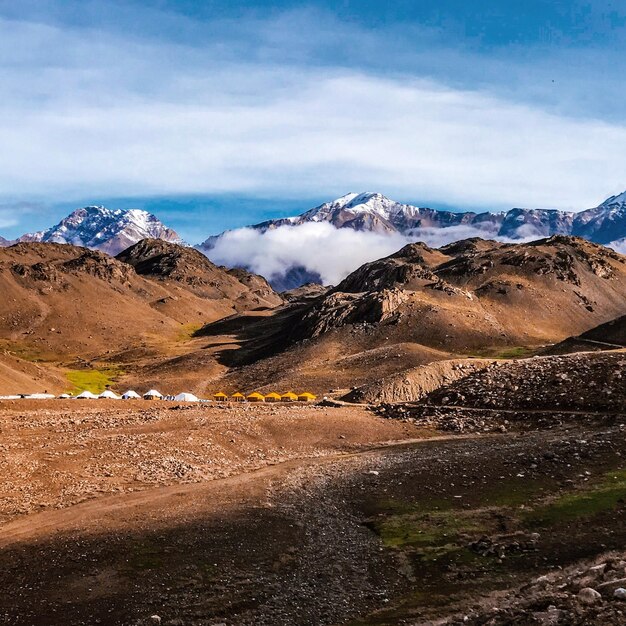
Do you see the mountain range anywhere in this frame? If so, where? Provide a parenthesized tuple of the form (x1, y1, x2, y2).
(200, 190, 626, 247)
(2, 191, 626, 289)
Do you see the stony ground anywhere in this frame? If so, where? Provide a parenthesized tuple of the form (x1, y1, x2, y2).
(0, 400, 418, 526)
(0, 399, 625, 626)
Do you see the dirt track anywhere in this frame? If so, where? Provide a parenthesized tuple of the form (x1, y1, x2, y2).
(1, 401, 626, 626)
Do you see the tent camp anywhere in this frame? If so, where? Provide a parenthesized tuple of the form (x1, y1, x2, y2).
(264, 392, 281, 403)
(76, 390, 98, 400)
(174, 392, 199, 402)
(247, 392, 265, 402)
(213, 392, 228, 402)
(99, 390, 121, 400)
(298, 392, 317, 402)
(281, 392, 298, 402)
(143, 389, 163, 400)
(122, 390, 141, 399)
(231, 392, 245, 402)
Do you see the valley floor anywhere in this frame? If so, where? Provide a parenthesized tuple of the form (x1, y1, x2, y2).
(0, 402, 625, 625)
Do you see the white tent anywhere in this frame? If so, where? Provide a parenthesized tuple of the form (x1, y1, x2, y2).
(57, 394, 71, 399)
(143, 389, 163, 400)
(122, 390, 141, 399)
(26, 393, 56, 399)
(173, 392, 199, 402)
(75, 390, 98, 400)
(98, 390, 121, 400)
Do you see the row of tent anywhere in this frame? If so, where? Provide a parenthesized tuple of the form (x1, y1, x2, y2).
(213, 391, 317, 402)
(53, 389, 317, 402)
(58, 389, 197, 401)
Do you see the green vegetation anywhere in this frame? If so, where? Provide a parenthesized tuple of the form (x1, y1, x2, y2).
(0, 340, 59, 363)
(466, 345, 537, 360)
(524, 469, 626, 527)
(65, 367, 123, 394)
(176, 322, 203, 342)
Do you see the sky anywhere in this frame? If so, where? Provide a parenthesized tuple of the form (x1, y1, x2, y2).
(1, 0, 626, 242)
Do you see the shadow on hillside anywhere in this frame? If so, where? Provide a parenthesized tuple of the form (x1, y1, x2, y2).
(195, 304, 308, 367)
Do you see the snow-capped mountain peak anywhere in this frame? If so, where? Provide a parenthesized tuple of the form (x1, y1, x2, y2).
(297, 192, 426, 230)
(16, 206, 182, 256)
(600, 190, 626, 207)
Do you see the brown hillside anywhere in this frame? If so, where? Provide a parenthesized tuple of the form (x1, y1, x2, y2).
(0, 241, 281, 394)
(116, 239, 280, 308)
(188, 236, 626, 396)
(288, 236, 626, 349)
(546, 313, 626, 354)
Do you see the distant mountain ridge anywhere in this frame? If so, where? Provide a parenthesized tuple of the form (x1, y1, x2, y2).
(198, 190, 626, 289)
(4, 206, 182, 256)
(200, 191, 626, 246)
(2, 191, 626, 290)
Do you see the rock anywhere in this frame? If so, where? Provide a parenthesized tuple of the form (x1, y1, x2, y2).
(532, 605, 562, 625)
(597, 577, 626, 595)
(614, 588, 626, 600)
(578, 587, 602, 605)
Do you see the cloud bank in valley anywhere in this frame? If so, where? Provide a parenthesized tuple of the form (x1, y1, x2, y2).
(207, 223, 412, 286)
(205, 221, 545, 286)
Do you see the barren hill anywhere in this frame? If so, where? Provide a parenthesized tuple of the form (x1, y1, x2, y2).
(116, 239, 280, 307)
(193, 236, 626, 395)
(0, 241, 281, 394)
(287, 236, 626, 348)
(546, 313, 626, 354)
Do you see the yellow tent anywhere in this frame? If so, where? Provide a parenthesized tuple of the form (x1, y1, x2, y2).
(265, 392, 282, 403)
(230, 392, 245, 402)
(247, 392, 265, 402)
(213, 392, 228, 402)
(298, 392, 317, 402)
(281, 392, 298, 402)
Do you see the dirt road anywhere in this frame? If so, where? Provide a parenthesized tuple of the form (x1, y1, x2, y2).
(1, 405, 625, 625)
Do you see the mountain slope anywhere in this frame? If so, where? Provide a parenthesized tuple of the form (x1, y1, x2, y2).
(116, 239, 281, 309)
(18, 206, 182, 256)
(289, 235, 626, 346)
(189, 235, 626, 395)
(0, 240, 281, 394)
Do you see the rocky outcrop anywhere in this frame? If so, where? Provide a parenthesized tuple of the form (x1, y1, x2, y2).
(424, 352, 626, 413)
(294, 288, 409, 338)
(117, 239, 282, 309)
(342, 359, 492, 403)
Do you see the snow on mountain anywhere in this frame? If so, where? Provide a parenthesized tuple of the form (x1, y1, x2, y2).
(573, 194, 626, 244)
(17, 206, 183, 256)
(199, 190, 626, 290)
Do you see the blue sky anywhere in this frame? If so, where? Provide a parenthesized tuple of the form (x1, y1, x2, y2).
(1, 0, 626, 242)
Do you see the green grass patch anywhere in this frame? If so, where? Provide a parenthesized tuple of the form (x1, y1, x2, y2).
(524, 469, 626, 527)
(465, 345, 537, 360)
(372, 508, 486, 549)
(176, 323, 203, 342)
(0, 340, 60, 363)
(65, 367, 123, 394)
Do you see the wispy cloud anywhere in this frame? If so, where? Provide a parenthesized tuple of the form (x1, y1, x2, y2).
(1, 4, 626, 238)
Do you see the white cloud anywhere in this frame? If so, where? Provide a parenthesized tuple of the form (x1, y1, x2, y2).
(207, 222, 412, 285)
(1, 8, 626, 223)
(205, 221, 548, 286)
(609, 238, 626, 254)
